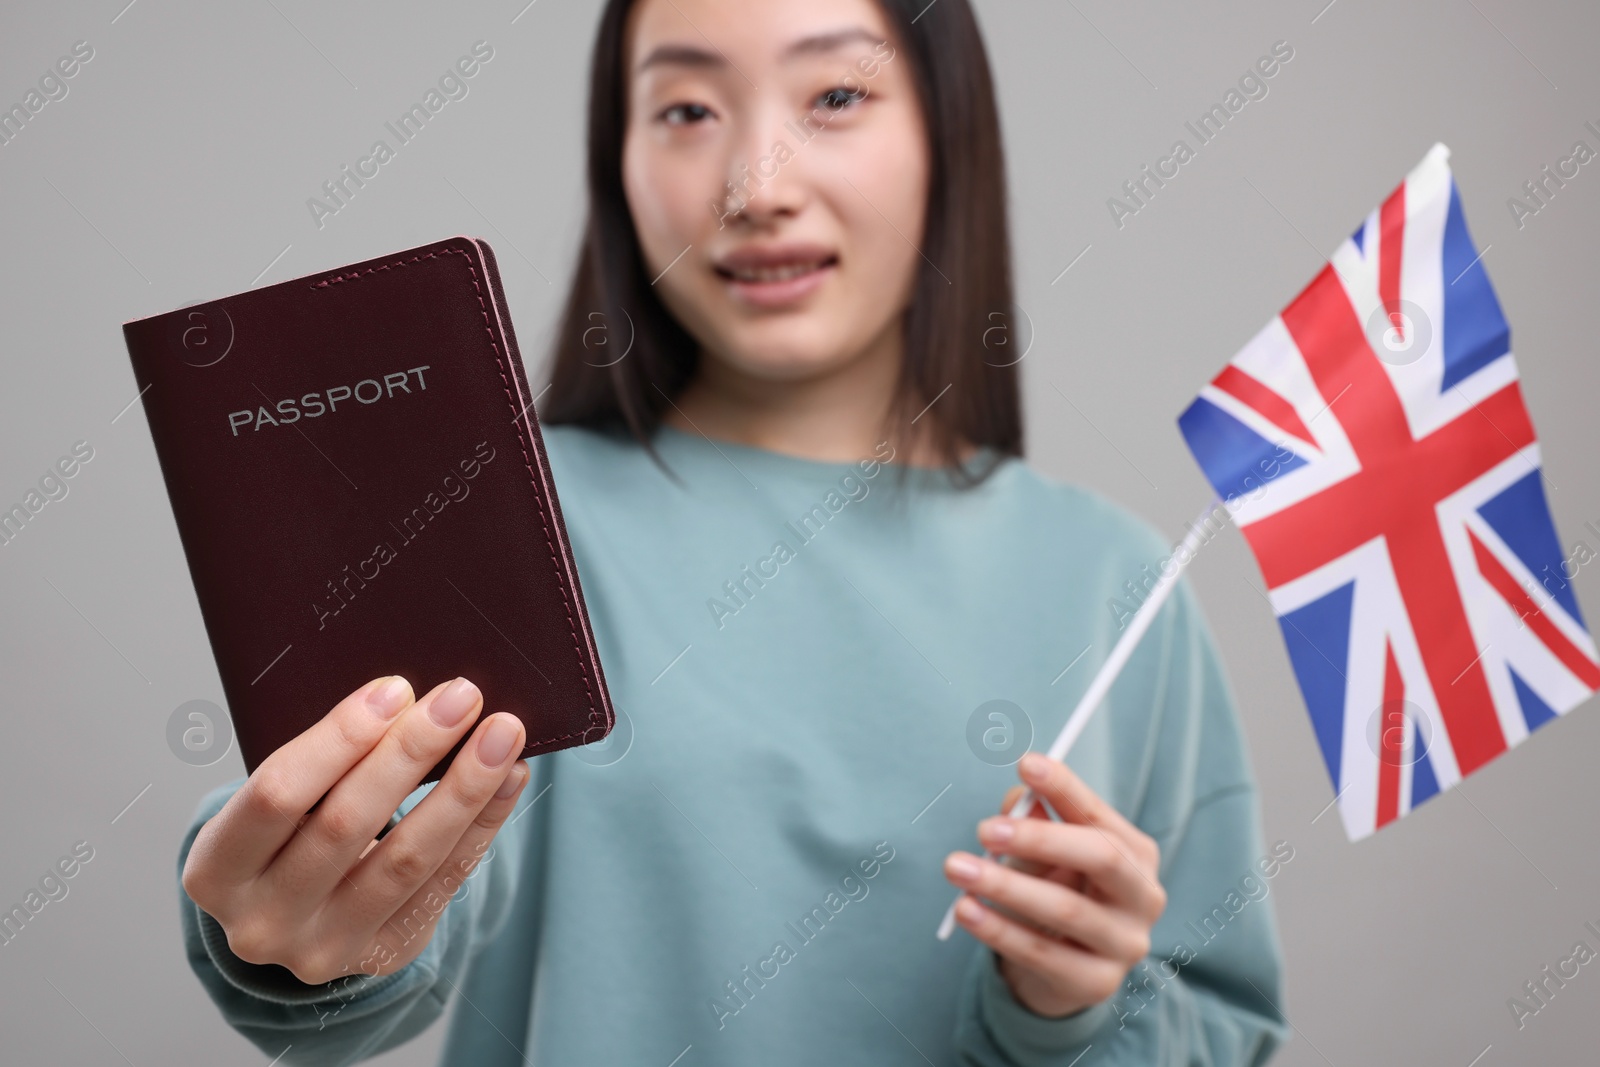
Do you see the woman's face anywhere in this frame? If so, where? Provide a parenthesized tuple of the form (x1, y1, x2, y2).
(622, 0, 929, 384)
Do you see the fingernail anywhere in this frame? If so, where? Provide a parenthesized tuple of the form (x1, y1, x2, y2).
(477, 715, 520, 767)
(956, 897, 985, 926)
(428, 677, 481, 728)
(494, 763, 527, 799)
(367, 676, 410, 719)
(946, 854, 981, 882)
(980, 818, 1015, 844)
(1020, 753, 1047, 781)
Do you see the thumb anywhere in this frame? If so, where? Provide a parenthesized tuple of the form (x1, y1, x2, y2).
(1000, 783, 1051, 821)
(999, 784, 1026, 815)
(993, 784, 1049, 879)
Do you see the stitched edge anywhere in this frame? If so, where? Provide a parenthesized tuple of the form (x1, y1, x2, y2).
(310, 246, 598, 748)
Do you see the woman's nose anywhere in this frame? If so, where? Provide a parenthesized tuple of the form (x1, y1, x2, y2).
(718, 101, 810, 223)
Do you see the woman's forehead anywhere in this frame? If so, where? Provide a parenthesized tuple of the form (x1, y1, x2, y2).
(624, 0, 894, 76)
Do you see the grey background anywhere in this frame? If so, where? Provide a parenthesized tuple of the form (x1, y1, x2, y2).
(1, 0, 1596, 1063)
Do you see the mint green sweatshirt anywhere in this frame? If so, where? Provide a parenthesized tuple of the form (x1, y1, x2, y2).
(176, 423, 1291, 1066)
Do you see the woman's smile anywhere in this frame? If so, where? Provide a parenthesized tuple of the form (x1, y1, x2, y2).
(712, 242, 840, 309)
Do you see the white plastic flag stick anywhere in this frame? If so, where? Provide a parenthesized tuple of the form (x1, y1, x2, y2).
(936, 500, 1222, 941)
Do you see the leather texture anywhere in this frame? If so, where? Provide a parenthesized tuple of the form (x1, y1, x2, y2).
(123, 236, 614, 783)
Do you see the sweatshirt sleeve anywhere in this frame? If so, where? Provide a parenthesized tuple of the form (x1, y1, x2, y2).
(175, 770, 532, 1067)
(951, 575, 1293, 1066)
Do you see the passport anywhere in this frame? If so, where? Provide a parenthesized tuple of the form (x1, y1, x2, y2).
(122, 236, 614, 783)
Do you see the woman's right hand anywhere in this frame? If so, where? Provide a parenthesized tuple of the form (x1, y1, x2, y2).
(181, 675, 530, 986)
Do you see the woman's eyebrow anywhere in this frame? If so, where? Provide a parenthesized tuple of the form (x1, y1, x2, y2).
(636, 27, 887, 73)
(635, 42, 724, 73)
(781, 27, 887, 59)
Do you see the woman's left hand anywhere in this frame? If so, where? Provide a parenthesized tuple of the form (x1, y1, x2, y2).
(943, 751, 1168, 1018)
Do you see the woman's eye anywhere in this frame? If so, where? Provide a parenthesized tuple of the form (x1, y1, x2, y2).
(816, 86, 867, 112)
(661, 102, 713, 126)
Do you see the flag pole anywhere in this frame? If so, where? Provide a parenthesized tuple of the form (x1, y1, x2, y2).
(936, 500, 1223, 941)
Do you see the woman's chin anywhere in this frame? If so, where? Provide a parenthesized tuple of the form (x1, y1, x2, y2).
(716, 349, 862, 384)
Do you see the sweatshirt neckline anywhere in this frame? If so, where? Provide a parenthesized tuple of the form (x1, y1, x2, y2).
(651, 424, 1003, 488)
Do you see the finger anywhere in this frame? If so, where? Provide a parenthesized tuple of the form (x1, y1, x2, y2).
(951, 895, 1126, 1003)
(334, 713, 527, 923)
(355, 759, 530, 975)
(198, 676, 416, 880)
(991, 786, 1049, 880)
(1020, 752, 1139, 840)
(944, 851, 1149, 962)
(275, 678, 487, 890)
(998, 783, 1054, 822)
(972, 790, 1049, 883)
(978, 818, 1166, 918)
(999, 785, 1025, 816)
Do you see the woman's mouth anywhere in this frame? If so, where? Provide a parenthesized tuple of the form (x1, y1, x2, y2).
(713, 251, 839, 309)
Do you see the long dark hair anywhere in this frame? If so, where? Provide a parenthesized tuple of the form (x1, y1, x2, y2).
(539, 0, 1021, 486)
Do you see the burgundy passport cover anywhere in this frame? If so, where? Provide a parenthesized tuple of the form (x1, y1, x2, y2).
(123, 236, 613, 783)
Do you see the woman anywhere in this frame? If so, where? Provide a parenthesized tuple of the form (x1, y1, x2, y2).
(177, 0, 1291, 1063)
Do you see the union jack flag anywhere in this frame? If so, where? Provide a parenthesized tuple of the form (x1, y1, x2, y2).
(1177, 142, 1600, 841)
